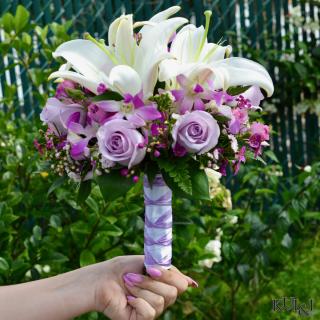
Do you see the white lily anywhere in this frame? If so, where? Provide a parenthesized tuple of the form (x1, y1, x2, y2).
(49, 6, 188, 98)
(159, 11, 274, 97)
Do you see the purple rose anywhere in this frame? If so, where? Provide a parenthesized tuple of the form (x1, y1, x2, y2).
(97, 119, 146, 168)
(40, 98, 86, 136)
(172, 110, 220, 155)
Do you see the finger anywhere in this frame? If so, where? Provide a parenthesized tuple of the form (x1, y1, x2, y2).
(125, 283, 165, 317)
(169, 266, 199, 288)
(123, 273, 178, 307)
(146, 266, 189, 294)
(127, 296, 156, 320)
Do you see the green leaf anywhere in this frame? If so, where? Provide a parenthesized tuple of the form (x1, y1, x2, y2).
(33, 225, 42, 241)
(156, 157, 192, 195)
(1, 13, 14, 33)
(77, 180, 92, 204)
(49, 215, 61, 229)
(161, 171, 190, 199)
(265, 150, 279, 163)
(80, 249, 96, 267)
(304, 211, 320, 220)
(237, 264, 250, 284)
(0, 257, 9, 272)
(14, 5, 30, 34)
(190, 166, 210, 200)
(281, 233, 292, 249)
(100, 224, 123, 237)
(47, 176, 67, 196)
(65, 88, 86, 100)
(96, 170, 134, 202)
(227, 86, 250, 96)
(92, 90, 123, 102)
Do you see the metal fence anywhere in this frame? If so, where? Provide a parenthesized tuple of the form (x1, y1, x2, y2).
(0, 0, 319, 175)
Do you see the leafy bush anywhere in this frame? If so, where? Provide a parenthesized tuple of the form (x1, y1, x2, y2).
(0, 6, 319, 320)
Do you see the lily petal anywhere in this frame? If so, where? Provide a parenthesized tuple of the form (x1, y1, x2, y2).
(149, 6, 181, 23)
(48, 70, 101, 94)
(52, 40, 113, 79)
(209, 57, 274, 96)
(109, 65, 142, 96)
(115, 15, 136, 65)
(170, 24, 204, 63)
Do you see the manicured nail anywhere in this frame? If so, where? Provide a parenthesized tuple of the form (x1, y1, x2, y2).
(146, 267, 162, 278)
(127, 295, 136, 301)
(123, 274, 134, 287)
(186, 276, 199, 288)
(190, 279, 199, 288)
(125, 273, 144, 284)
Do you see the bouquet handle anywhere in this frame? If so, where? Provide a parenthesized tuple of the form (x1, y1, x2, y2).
(143, 174, 172, 269)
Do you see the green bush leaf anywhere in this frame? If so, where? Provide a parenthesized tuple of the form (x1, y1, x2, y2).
(77, 180, 92, 204)
(80, 249, 96, 267)
(96, 171, 134, 202)
(47, 176, 67, 196)
(14, 5, 30, 34)
(0, 257, 9, 272)
(1, 13, 14, 33)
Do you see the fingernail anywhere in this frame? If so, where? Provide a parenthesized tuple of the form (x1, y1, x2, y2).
(123, 273, 143, 285)
(123, 274, 134, 287)
(186, 276, 199, 288)
(190, 279, 199, 288)
(127, 295, 136, 301)
(146, 267, 162, 278)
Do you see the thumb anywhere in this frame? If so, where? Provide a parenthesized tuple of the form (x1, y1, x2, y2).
(127, 296, 156, 320)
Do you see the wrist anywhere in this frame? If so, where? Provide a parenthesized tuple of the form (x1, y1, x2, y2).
(48, 265, 98, 317)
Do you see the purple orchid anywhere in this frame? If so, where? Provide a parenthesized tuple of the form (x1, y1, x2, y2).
(171, 75, 208, 114)
(40, 98, 87, 136)
(249, 122, 270, 157)
(241, 85, 264, 108)
(233, 146, 246, 174)
(94, 91, 161, 127)
(67, 122, 97, 160)
(228, 108, 249, 135)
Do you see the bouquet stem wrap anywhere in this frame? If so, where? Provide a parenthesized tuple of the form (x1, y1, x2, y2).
(143, 174, 172, 269)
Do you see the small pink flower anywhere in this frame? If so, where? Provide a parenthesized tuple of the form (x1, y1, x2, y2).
(249, 122, 270, 157)
(229, 108, 248, 134)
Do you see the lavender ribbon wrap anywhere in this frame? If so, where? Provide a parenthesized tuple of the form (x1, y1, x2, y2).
(144, 174, 172, 269)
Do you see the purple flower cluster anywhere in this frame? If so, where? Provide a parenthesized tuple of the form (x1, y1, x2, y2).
(38, 78, 270, 181)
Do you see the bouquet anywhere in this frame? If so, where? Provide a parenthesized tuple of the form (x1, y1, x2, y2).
(37, 6, 274, 269)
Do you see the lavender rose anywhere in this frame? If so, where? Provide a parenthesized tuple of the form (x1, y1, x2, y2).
(172, 110, 220, 155)
(40, 98, 86, 136)
(97, 119, 146, 168)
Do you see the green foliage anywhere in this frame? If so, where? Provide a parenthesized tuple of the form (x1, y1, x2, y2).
(96, 170, 135, 202)
(0, 6, 76, 112)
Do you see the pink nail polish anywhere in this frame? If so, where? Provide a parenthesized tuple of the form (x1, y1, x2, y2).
(127, 295, 136, 301)
(123, 274, 134, 287)
(146, 267, 162, 278)
(125, 273, 144, 284)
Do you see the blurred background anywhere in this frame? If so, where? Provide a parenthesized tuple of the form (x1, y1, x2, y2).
(0, 1, 319, 319)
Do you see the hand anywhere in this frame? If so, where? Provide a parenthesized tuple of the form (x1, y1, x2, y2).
(89, 255, 197, 319)
(0, 255, 197, 320)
